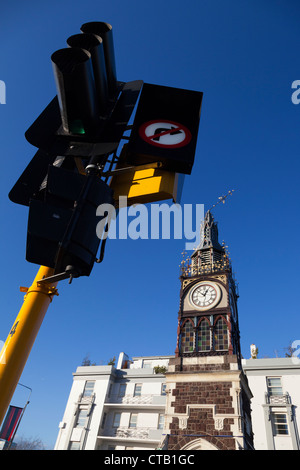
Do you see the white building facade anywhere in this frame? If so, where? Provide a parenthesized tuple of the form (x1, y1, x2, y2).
(242, 357, 300, 450)
(54, 353, 171, 450)
(55, 352, 300, 451)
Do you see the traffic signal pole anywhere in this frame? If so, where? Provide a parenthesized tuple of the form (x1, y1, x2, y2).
(0, 266, 58, 427)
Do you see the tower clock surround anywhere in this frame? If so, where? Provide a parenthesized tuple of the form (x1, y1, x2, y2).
(189, 280, 221, 311)
(181, 275, 229, 317)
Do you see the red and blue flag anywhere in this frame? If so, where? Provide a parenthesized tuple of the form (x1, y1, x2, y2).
(0, 406, 23, 441)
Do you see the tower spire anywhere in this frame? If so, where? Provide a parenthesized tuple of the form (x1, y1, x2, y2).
(189, 209, 229, 275)
(180, 190, 235, 277)
(188, 190, 235, 275)
(197, 209, 223, 251)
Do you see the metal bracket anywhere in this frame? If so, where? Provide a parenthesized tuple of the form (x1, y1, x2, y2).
(101, 161, 163, 177)
(37, 266, 79, 285)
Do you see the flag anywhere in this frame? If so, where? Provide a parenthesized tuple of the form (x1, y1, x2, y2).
(0, 406, 23, 441)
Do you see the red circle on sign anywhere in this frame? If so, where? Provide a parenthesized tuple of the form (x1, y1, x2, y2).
(139, 120, 192, 149)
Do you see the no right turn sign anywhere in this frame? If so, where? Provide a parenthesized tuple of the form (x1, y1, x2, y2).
(139, 120, 192, 149)
(126, 83, 203, 175)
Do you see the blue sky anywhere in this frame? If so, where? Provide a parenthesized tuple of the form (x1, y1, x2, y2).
(1, 0, 300, 449)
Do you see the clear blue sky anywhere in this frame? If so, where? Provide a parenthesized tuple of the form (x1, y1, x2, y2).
(0, 0, 299, 449)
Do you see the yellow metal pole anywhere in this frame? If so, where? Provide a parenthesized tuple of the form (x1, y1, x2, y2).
(0, 266, 58, 427)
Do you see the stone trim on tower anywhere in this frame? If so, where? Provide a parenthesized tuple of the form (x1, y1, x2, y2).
(164, 355, 253, 450)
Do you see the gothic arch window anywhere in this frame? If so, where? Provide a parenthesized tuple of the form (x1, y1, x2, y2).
(197, 317, 211, 352)
(213, 316, 229, 351)
(180, 319, 195, 353)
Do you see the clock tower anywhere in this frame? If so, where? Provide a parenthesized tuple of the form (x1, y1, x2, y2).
(164, 210, 254, 450)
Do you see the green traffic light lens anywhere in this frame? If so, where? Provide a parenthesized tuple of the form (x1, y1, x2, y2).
(70, 119, 86, 135)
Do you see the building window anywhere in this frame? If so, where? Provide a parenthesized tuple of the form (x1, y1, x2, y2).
(101, 412, 107, 429)
(180, 319, 194, 353)
(161, 383, 166, 396)
(113, 413, 121, 428)
(129, 413, 138, 428)
(272, 413, 289, 435)
(118, 384, 127, 397)
(75, 408, 88, 427)
(197, 317, 211, 352)
(82, 380, 95, 397)
(214, 317, 228, 351)
(158, 414, 164, 430)
(134, 384, 142, 397)
(267, 377, 283, 396)
(69, 441, 81, 450)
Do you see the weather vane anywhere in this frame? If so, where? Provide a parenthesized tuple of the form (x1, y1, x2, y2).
(209, 189, 235, 211)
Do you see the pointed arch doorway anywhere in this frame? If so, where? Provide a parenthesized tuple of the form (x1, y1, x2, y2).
(181, 438, 219, 450)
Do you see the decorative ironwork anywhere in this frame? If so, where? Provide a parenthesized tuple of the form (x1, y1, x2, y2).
(265, 393, 291, 405)
(77, 392, 95, 405)
(101, 426, 159, 440)
(181, 256, 232, 277)
(105, 394, 164, 405)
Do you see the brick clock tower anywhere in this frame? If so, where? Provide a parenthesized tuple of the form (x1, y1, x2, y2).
(164, 210, 254, 450)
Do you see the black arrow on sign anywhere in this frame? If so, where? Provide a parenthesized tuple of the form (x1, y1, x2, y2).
(152, 126, 183, 141)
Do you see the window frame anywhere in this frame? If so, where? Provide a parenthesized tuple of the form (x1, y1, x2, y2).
(213, 316, 229, 351)
(180, 318, 195, 353)
(113, 412, 121, 428)
(129, 413, 138, 428)
(82, 380, 95, 397)
(197, 317, 211, 352)
(75, 407, 89, 428)
(69, 441, 81, 450)
(118, 384, 127, 397)
(271, 412, 289, 436)
(134, 383, 142, 397)
(267, 377, 283, 396)
(101, 412, 107, 429)
(158, 413, 164, 430)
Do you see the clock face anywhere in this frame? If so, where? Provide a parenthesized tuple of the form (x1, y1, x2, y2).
(190, 282, 221, 311)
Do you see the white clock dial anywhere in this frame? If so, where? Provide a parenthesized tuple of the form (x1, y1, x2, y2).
(190, 282, 221, 311)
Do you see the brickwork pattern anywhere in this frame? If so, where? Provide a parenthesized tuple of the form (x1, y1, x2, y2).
(168, 380, 236, 450)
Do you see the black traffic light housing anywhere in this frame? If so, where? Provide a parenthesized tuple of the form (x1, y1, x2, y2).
(9, 22, 143, 209)
(24, 22, 142, 161)
(51, 22, 118, 137)
(9, 22, 142, 281)
(26, 166, 114, 279)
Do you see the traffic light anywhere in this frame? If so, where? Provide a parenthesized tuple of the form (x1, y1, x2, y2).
(8, 22, 143, 281)
(9, 22, 143, 208)
(27, 22, 120, 146)
(51, 22, 117, 137)
(26, 166, 114, 279)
